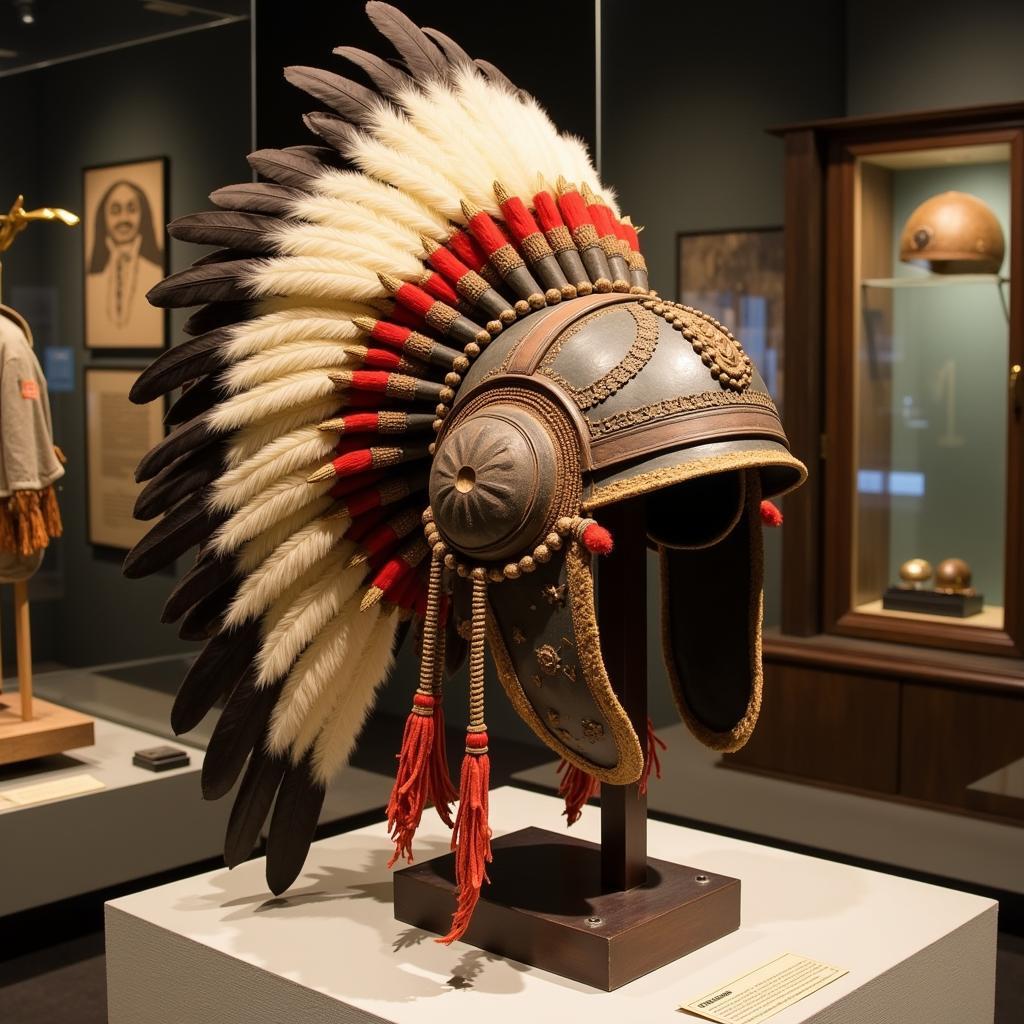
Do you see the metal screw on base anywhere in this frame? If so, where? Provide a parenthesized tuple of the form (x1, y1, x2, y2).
(695, 874, 711, 885)
(585, 916, 603, 928)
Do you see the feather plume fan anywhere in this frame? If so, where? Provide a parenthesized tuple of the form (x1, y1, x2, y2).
(125, 1, 650, 902)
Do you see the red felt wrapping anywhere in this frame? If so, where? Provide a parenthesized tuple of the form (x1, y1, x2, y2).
(389, 303, 422, 329)
(346, 503, 390, 542)
(426, 244, 472, 283)
(556, 188, 593, 233)
(465, 209, 509, 256)
(498, 194, 541, 244)
(330, 448, 375, 479)
(532, 189, 566, 234)
(617, 218, 641, 251)
(360, 348, 403, 371)
(446, 229, 491, 275)
(394, 281, 435, 318)
(420, 271, 460, 306)
(335, 411, 385, 434)
(367, 319, 412, 347)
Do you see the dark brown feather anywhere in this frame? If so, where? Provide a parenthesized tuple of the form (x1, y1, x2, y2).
(265, 754, 326, 895)
(211, 182, 301, 219)
(130, 329, 229, 404)
(474, 58, 520, 93)
(303, 111, 359, 154)
(178, 575, 241, 641)
(224, 749, 286, 869)
(184, 300, 256, 337)
(171, 620, 260, 737)
(202, 673, 282, 801)
(170, 211, 283, 253)
(134, 416, 217, 484)
(164, 375, 224, 427)
(332, 45, 411, 95)
(365, 2, 447, 81)
(122, 488, 227, 579)
(148, 260, 259, 309)
(422, 26, 473, 68)
(284, 65, 380, 124)
(191, 247, 258, 267)
(162, 552, 237, 624)
(134, 442, 225, 521)
(247, 148, 328, 190)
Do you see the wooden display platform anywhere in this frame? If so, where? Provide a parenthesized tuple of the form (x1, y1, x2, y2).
(0, 691, 94, 765)
(394, 825, 740, 990)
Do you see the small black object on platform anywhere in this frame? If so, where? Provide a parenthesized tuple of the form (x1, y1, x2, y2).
(133, 745, 191, 771)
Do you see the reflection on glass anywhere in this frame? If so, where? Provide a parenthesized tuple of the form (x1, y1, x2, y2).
(854, 145, 1010, 629)
(677, 229, 786, 627)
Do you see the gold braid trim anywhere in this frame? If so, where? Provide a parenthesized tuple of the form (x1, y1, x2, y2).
(571, 223, 599, 248)
(583, 449, 807, 511)
(545, 225, 575, 253)
(488, 243, 525, 275)
(401, 331, 435, 360)
(597, 233, 621, 258)
(539, 303, 659, 411)
(425, 303, 458, 332)
(588, 388, 778, 438)
(519, 232, 553, 262)
(377, 411, 408, 434)
(456, 271, 489, 302)
(625, 249, 648, 271)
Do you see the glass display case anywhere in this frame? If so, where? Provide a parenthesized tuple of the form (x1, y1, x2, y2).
(823, 126, 1023, 655)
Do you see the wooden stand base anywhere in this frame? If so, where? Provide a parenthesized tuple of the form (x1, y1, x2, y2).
(393, 825, 740, 990)
(0, 692, 95, 766)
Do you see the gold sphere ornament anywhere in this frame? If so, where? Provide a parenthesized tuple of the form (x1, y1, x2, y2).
(935, 557, 972, 594)
(899, 558, 933, 589)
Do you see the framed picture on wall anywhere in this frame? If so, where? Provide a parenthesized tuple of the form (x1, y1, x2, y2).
(82, 157, 168, 350)
(677, 227, 784, 410)
(85, 366, 165, 551)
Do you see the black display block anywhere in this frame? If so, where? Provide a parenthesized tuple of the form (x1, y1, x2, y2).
(882, 587, 984, 618)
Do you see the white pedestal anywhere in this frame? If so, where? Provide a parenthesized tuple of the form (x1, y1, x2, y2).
(0, 714, 392, 916)
(105, 787, 996, 1024)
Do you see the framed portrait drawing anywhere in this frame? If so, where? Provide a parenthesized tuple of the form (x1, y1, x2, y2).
(85, 367, 165, 550)
(677, 228, 784, 412)
(82, 157, 168, 350)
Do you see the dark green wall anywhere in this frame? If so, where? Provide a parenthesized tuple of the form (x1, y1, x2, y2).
(0, 21, 251, 669)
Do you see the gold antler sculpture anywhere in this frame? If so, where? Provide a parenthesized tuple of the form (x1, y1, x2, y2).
(0, 195, 80, 256)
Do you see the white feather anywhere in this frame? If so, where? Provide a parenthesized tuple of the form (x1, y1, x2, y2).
(290, 195, 423, 252)
(225, 398, 340, 468)
(235, 496, 334, 574)
(311, 169, 450, 239)
(222, 342, 359, 394)
(268, 222, 424, 278)
(215, 425, 338, 511)
(249, 258, 384, 305)
(222, 307, 370, 363)
(266, 594, 381, 755)
(224, 520, 352, 628)
(310, 609, 398, 783)
(208, 370, 337, 431)
(211, 470, 336, 555)
(256, 552, 365, 687)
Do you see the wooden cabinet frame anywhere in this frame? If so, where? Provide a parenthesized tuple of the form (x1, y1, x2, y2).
(775, 104, 1024, 657)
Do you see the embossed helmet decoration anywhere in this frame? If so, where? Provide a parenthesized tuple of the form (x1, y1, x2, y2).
(899, 190, 1005, 274)
(124, 3, 806, 946)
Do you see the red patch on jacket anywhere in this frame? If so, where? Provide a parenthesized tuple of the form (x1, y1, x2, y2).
(20, 379, 39, 400)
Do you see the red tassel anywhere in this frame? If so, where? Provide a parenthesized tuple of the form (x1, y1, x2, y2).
(760, 499, 783, 527)
(557, 760, 599, 826)
(429, 704, 458, 828)
(387, 693, 446, 867)
(639, 718, 667, 795)
(438, 733, 492, 944)
(581, 522, 614, 555)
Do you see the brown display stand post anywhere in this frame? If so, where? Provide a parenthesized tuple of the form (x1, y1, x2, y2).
(394, 498, 740, 990)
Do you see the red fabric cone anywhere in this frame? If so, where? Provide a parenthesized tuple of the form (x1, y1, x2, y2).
(437, 734, 492, 945)
(557, 759, 599, 826)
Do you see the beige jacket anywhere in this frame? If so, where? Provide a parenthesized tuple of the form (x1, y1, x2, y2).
(0, 305, 64, 496)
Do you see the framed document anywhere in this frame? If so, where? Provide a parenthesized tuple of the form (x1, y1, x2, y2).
(82, 157, 168, 350)
(85, 367, 165, 550)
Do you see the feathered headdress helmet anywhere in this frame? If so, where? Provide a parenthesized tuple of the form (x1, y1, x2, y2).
(125, 3, 805, 944)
